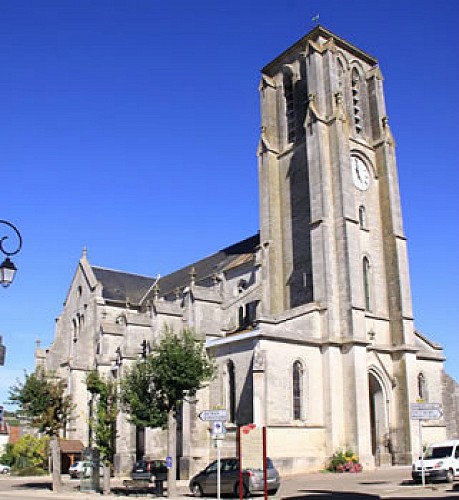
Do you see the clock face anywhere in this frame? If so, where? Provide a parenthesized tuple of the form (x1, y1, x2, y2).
(351, 156, 370, 190)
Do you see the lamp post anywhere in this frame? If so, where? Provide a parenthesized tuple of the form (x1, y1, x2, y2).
(0, 336, 5, 366)
(0, 220, 22, 287)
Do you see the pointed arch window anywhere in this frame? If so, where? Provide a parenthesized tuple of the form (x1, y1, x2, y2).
(283, 70, 296, 143)
(78, 314, 84, 333)
(72, 318, 78, 342)
(293, 360, 303, 420)
(337, 58, 345, 89)
(359, 205, 367, 229)
(238, 306, 245, 329)
(351, 68, 363, 135)
(363, 256, 371, 311)
(227, 360, 236, 423)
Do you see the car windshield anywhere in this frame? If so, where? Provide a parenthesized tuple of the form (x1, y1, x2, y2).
(205, 461, 218, 473)
(209, 458, 275, 470)
(424, 446, 453, 459)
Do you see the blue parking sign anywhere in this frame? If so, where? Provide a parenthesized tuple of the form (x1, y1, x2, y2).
(166, 456, 172, 469)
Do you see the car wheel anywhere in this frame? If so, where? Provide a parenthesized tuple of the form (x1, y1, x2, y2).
(446, 469, 454, 483)
(268, 488, 278, 496)
(192, 483, 203, 497)
(234, 482, 248, 498)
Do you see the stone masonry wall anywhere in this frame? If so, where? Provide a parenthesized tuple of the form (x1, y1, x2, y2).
(442, 371, 459, 438)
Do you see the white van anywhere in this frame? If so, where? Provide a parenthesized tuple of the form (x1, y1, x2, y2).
(412, 439, 459, 483)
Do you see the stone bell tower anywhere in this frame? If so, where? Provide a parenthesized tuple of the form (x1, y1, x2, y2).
(258, 25, 417, 464)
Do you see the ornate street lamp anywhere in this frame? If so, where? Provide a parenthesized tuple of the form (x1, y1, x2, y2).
(0, 220, 22, 287)
(0, 335, 5, 365)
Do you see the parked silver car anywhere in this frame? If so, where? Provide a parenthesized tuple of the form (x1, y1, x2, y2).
(0, 464, 10, 474)
(189, 457, 280, 497)
(69, 460, 104, 479)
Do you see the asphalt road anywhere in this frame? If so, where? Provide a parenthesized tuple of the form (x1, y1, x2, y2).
(0, 467, 458, 500)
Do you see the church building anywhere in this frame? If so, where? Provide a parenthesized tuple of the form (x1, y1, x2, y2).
(38, 25, 458, 477)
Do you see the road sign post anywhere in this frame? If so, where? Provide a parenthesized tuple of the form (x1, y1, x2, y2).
(198, 412, 227, 500)
(197, 411, 227, 500)
(410, 402, 443, 487)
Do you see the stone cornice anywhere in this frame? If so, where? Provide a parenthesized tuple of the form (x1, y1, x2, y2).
(258, 301, 325, 324)
(221, 283, 261, 311)
(368, 344, 445, 362)
(208, 330, 445, 364)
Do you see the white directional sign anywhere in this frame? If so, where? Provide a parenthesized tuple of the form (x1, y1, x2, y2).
(199, 409, 227, 422)
(410, 402, 443, 420)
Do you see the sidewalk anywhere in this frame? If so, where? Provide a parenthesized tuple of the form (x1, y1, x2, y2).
(2, 469, 459, 499)
(280, 466, 459, 498)
(2, 475, 190, 500)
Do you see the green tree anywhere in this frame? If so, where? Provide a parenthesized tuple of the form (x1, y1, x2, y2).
(0, 442, 15, 467)
(7, 434, 49, 470)
(120, 326, 215, 496)
(9, 367, 74, 491)
(85, 370, 118, 465)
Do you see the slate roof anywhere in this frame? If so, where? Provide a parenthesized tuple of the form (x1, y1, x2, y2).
(91, 267, 156, 304)
(151, 233, 260, 300)
(91, 233, 260, 305)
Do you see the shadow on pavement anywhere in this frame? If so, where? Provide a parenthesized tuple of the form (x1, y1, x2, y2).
(111, 485, 158, 496)
(357, 481, 390, 485)
(289, 490, 459, 499)
(12, 481, 53, 491)
(287, 492, 379, 499)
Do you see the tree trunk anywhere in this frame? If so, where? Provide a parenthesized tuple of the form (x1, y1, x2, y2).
(167, 408, 177, 497)
(51, 435, 62, 492)
(102, 462, 111, 495)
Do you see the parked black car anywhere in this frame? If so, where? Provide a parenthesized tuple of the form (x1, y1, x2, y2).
(131, 459, 167, 482)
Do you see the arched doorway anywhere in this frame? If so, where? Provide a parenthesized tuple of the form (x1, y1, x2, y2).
(368, 371, 391, 466)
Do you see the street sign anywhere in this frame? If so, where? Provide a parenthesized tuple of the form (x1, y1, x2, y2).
(410, 402, 443, 420)
(211, 421, 226, 439)
(166, 456, 172, 469)
(411, 402, 441, 411)
(199, 409, 227, 421)
(411, 409, 443, 420)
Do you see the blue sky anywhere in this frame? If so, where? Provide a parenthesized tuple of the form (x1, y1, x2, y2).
(0, 0, 458, 407)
